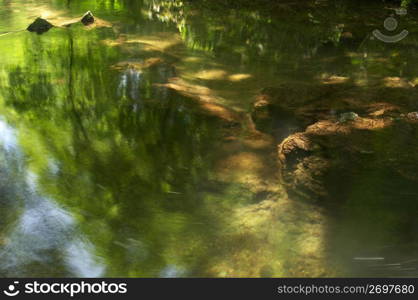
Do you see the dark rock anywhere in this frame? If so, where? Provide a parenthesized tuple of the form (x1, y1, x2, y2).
(253, 80, 418, 131)
(81, 11, 95, 26)
(27, 18, 54, 34)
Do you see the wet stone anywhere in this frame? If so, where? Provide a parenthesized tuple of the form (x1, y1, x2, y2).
(81, 11, 95, 26)
(27, 18, 54, 34)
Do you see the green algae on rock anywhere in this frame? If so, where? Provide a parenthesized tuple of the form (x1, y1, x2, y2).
(27, 18, 54, 34)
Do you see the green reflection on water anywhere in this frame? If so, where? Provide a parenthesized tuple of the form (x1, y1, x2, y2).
(1, 0, 418, 277)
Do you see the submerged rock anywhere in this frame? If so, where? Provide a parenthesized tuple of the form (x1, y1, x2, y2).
(81, 11, 95, 26)
(27, 18, 54, 34)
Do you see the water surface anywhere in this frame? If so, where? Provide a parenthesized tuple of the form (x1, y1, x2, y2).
(1, 0, 418, 277)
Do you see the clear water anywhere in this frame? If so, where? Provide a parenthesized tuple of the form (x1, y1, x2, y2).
(0, 0, 418, 277)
